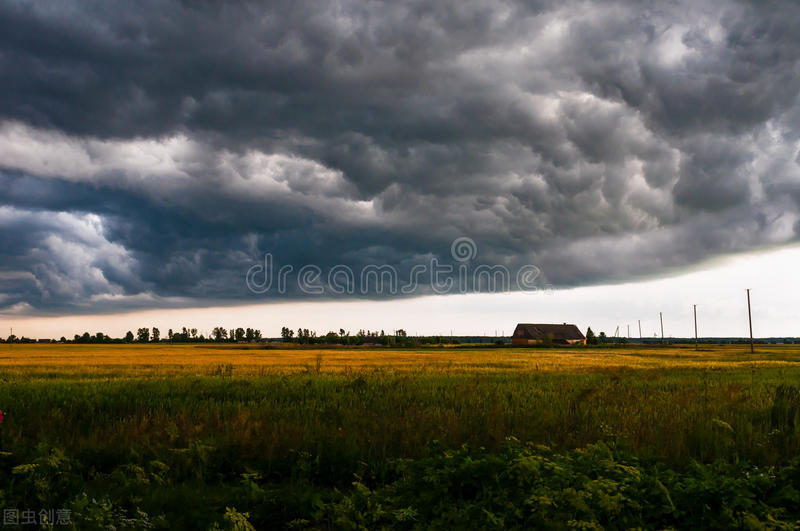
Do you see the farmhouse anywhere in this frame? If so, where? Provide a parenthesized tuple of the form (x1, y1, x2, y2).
(512, 323, 585, 346)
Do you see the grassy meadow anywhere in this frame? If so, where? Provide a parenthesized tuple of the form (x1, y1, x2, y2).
(1, 343, 800, 529)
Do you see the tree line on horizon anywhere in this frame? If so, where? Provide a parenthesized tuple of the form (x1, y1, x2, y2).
(2, 326, 472, 346)
(0, 326, 264, 344)
(280, 327, 426, 346)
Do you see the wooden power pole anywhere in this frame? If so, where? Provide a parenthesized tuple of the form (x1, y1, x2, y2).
(659, 312, 664, 344)
(693, 304, 698, 351)
(747, 289, 754, 354)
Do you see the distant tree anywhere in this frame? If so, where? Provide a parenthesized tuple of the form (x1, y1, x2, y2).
(152, 327, 160, 343)
(59, 337, 67, 343)
(235, 328, 245, 342)
(396, 329, 407, 338)
(137, 328, 150, 343)
(253, 329, 262, 341)
(125, 331, 134, 343)
(168, 329, 174, 341)
(6, 334, 16, 343)
(81, 332, 91, 343)
(213, 327, 227, 342)
(245, 328, 254, 342)
(95, 332, 106, 343)
(190, 328, 198, 339)
(293, 328, 317, 344)
(586, 327, 598, 345)
(281, 327, 294, 342)
(229, 329, 235, 343)
(599, 331, 607, 344)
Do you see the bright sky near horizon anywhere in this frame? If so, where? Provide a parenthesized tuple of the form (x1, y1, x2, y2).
(3, 244, 797, 340)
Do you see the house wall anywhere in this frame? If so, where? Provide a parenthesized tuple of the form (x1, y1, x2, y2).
(511, 337, 540, 346)
(512, 337, 585, 346)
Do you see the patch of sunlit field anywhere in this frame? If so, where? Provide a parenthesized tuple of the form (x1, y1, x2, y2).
(1, 342, 800, 380)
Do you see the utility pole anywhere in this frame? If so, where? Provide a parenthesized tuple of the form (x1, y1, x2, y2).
(659, 313, 664, 344)
(747, 289, 754, 354)
(638, 320, 642, 339)
(693, 304, 698, 351)
(627, 324, 630, 339)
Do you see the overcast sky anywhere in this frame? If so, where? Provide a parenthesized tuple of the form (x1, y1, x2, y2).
(1, 1, 798, 336)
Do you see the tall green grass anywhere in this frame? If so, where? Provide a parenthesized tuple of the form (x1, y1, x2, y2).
(1, 367, 799, 528)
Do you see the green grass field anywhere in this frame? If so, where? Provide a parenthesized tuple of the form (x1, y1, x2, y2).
(1, 344, 799, 529)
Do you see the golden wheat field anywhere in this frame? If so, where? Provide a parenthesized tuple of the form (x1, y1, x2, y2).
(2, 342, 799, 378)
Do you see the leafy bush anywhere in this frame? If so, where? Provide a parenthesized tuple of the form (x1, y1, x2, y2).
(311, 440, 800, 530)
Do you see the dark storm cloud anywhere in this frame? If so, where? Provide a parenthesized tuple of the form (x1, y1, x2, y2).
(0, 0, 798, 313)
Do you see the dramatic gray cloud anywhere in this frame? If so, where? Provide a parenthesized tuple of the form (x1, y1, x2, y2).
(0, 0, 798, 313)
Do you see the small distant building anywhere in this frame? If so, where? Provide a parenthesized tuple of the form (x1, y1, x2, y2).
(512, 323, 585, 346)
(37, 338, 53, 343)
